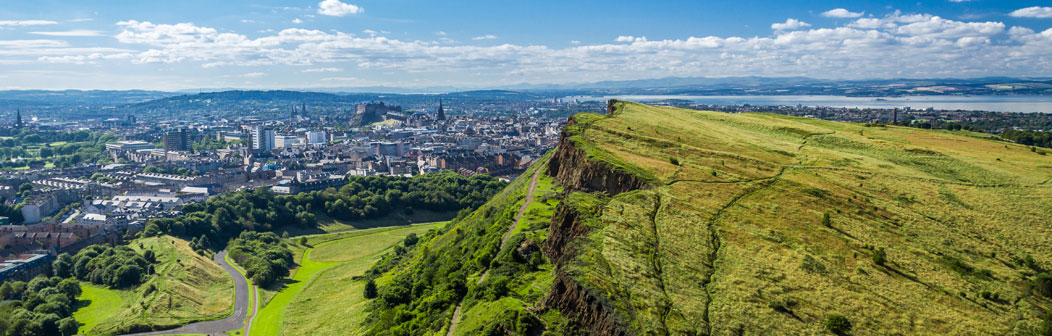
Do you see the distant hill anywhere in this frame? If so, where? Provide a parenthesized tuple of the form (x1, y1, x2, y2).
(361, 101, 1052, 335)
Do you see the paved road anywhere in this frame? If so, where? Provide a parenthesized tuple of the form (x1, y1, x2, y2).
(122, 250, 250, 336)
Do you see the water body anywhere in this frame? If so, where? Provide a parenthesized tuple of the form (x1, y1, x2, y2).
(575, 95, 1052, 114)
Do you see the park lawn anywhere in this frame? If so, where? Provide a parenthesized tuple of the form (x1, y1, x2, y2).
(307, 209, 456, 233)
(77, 235, 235, 335)
(73, 284, 124, 335)
(250, 223, 442, 336)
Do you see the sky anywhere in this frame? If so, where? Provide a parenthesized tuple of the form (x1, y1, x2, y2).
(1, 0, 1052, 91)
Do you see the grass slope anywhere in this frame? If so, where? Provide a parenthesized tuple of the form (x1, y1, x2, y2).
(556, 102, 1052, 334)
(73, 284, 124, 334)
(250, 224, 442, 336)
(75, 235, 235, 335)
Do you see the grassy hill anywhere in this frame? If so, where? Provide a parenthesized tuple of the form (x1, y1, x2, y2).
(364, 101, 1052, 335)
(73, 236, 234, 335)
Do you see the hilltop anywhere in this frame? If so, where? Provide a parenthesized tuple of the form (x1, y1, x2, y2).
(362, 101, 1052, 335)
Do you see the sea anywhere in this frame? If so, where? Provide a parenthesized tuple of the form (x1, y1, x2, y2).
(573, 95, 1052, 114)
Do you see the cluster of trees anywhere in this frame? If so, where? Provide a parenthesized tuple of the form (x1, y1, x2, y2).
(59, 244, 154, 289)
(144, 171, 506, 245)
(0, 130, 116, 170)
(227, 232, 294, 287)
(0, 197, 24, 224)
(1001, 130, 1052, 149)
(307, 172, 506, 222)
(0, 276, 82, 336)
(192, 137, 244, 152)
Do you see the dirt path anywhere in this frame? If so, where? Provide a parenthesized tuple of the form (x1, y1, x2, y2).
(446, 168, 542, 336)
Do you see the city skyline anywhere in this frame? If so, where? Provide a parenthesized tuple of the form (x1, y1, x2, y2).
(1, 0, 1052, 90)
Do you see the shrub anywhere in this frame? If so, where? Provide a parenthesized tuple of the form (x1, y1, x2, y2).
(872, 247, 887, 266)
(825, 314, 852, 335)
(364, 279, 378, 299)
(669, 157, 680, 165)
(1035, 273, 1052, 297)
(821, 212, 832, 227)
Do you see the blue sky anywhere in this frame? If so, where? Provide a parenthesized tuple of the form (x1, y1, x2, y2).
(1, 0, 1052, 90)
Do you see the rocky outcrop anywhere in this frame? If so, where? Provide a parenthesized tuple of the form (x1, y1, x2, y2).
(546, 117, 651, 196)
(542, 270, 630, 336)
(540, 107, 648, 335)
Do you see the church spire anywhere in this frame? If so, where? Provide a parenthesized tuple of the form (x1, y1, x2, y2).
(15, 109, 22, 128)
(437, 99, 446, 121)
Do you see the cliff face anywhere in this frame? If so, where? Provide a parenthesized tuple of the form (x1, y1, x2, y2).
(541, 103, 649, 336)
(546, 116, 650, 196)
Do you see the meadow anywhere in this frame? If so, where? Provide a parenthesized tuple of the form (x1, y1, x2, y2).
(553, 102, 1052, 334)
(73, 236, 234, 335)
(250, 223, 442, 336)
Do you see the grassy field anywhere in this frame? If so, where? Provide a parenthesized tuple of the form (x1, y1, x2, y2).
(547, 102, 1052, 334)
(280, 210, 456, 235)
(73, 284, 125, 334)
(250, 223, 443, 336)
(74, 235, 235, 335)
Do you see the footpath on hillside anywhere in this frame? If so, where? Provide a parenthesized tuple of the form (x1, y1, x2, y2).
(446, 168, 543, 336)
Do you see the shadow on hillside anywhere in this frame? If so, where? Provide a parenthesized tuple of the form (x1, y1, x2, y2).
(264, 278, 301, 292)
(282, 209, 457, 236)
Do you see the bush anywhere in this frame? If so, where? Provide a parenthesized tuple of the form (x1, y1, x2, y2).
(669, 157, 680, 165)
(364, 279, 378, 299)
(1035, 273, 1052, 297)
(825, 314, 852, 335)
(872, 247, 887, 266)
(821, 212, 832, 227)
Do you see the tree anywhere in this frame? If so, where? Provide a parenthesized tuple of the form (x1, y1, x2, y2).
(299, 237, 308, 246)
(38, 147, 53, 158)
(404, 233, 419, 247)
(825, 314, 852, 335)
(58, 317, 78, 336)
(872, 247, 887, 266)
(821, 212, 832, 227)
(113, 265, 144, 288)
(364, 279, 378, 299)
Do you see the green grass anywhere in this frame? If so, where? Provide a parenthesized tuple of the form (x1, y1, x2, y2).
(250, 223, 442, 336)
(75, 235, 235, 335)
(73, 284, 125, 334)
(538, 102, 1052, 335)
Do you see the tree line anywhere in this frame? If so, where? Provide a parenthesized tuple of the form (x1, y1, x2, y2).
(0, 276, 82, 336)
(143, 171, 507, 245)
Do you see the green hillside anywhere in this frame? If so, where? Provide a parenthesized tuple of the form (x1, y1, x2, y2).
(364, 101, 1052, 335)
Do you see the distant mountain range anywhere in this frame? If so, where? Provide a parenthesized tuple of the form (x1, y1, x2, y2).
(2, 77, 1052, 113)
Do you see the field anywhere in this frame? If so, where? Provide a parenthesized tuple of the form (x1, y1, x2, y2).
(72, 285, 124, 334)
(250, 223, 443, 336)
(74, 235, 235, 335)
(550, 102, 1052, 334)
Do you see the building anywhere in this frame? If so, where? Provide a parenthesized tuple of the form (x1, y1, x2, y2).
(250, 126, 275, 153)
(306, 130, 327, 144)
(164, 128, 190, 152)
(437, 99, 446, 120)
(275, 135, 301, 148)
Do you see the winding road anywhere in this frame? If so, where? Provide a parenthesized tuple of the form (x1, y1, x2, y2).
(446, 168, 542, 336)
(122, 250, 251, 336)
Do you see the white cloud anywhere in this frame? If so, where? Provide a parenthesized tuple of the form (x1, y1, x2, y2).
(615, 36, 647, 42)
(292, 18, 303, 24)
(302, 67, 343, 72)
(771, 18, 811, 31)
(0, 20, 58, 26)
(363, 29, 377, 36)
(317, 0, 362, 17)
(240, 19, 256, 23)
(321, 77, 358, 81)
(822, 8, 864, 18)
(242, 72, 265, 77)
(29, 30, 104, 37)
(1009, 7, 1052, 19)
(570, 40, 581, 45)
(23, 14, 1052, 84)
(472, 34, 497, 41)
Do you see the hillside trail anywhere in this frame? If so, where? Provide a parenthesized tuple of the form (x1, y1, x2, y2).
(446, 168, 542, 336)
